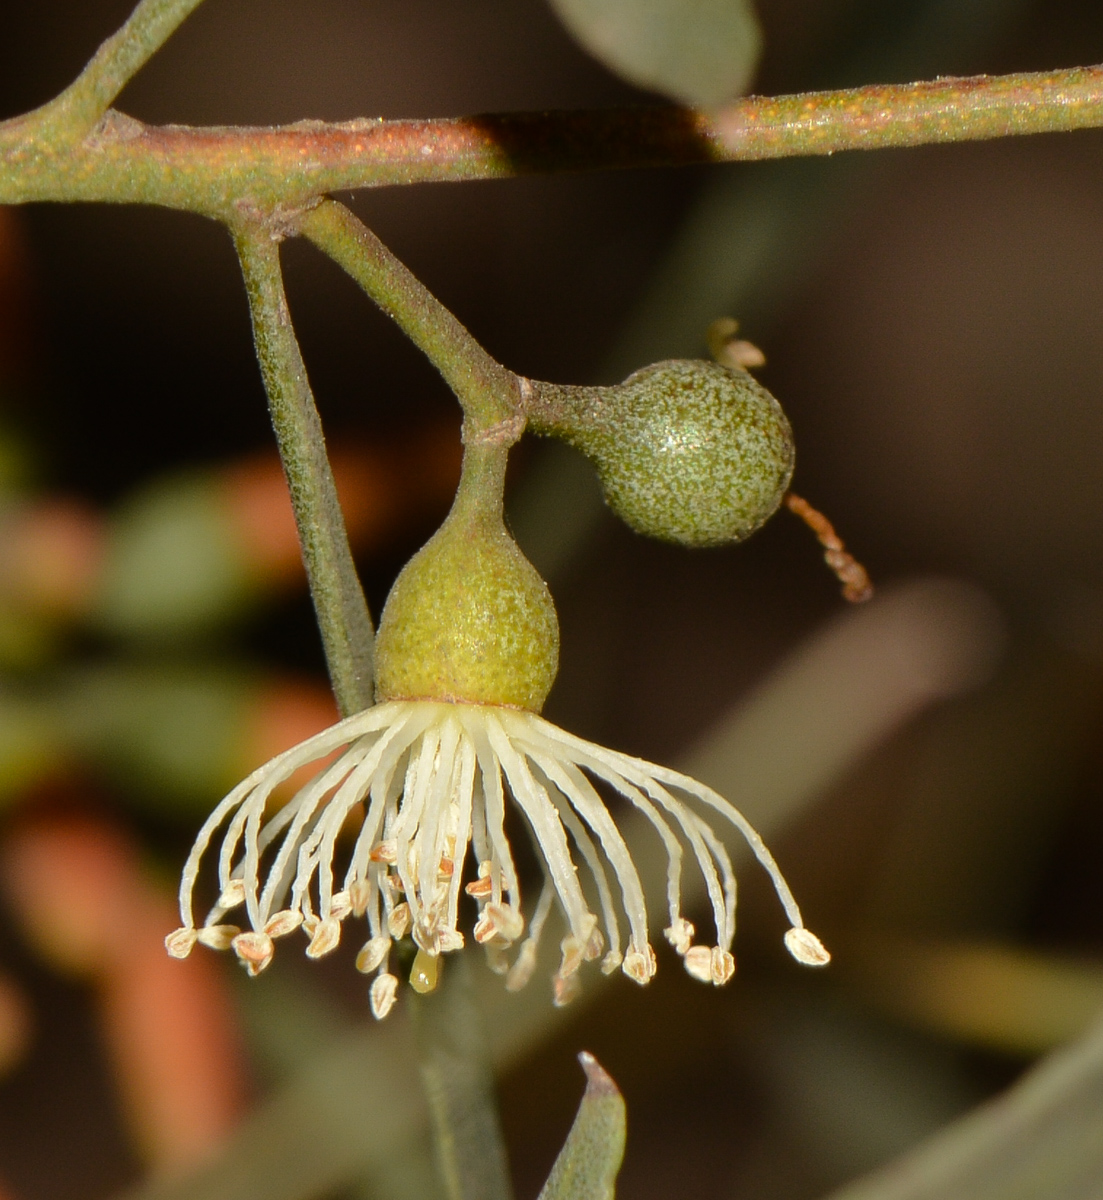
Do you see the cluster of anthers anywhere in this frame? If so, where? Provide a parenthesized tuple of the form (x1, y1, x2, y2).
(166, 697, 830, 1020)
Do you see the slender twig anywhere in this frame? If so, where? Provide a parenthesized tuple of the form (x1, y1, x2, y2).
(235, 227, 375, 717)
(3, 65, 1103, 211)
(33, 0, 209, 140)
(298, 201, 521, 434)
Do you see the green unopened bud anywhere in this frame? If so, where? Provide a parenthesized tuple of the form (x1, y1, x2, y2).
(374, 503, 559, 712)
(535, 360, 794, 548)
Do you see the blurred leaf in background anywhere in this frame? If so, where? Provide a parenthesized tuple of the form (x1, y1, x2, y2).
(547, 0, 762, 106)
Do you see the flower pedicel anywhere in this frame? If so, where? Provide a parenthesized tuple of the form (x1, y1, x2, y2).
(168, 359, 850, 1019)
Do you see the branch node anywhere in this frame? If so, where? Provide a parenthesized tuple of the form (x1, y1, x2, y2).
(464, 414, 526, 447)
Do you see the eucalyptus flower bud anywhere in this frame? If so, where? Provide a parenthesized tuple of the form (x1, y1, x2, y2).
(535, 359, 794, 547)
(374, 502, 559, 712)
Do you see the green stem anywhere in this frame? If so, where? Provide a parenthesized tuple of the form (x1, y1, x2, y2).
(450, 443, 511, 524)
(298, 200, 520, 435)
(523, 380, 610, 438)
(235, 227, 374, 717)
(408, 954, 514, 1200)
(35, 0, 208, 140)
(4, 65, 1103, 209)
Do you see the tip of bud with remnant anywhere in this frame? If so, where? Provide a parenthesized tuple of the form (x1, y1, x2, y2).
(578, 1051, 620, 1097)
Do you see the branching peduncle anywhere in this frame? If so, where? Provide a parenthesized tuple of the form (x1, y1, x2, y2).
(29, 0, 208, 143)
(298, 203, 532, 534)
(298, 201, 522, 438)
(235, 226, 375, 717)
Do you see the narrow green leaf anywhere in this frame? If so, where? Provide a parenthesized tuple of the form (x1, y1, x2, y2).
(538, 1053, 627, 1200)
(547, 0, 761, 107)
(826, 1013, 1103, 1200)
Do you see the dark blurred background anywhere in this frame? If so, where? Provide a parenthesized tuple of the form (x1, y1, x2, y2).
(1, 1, 1103, 1199)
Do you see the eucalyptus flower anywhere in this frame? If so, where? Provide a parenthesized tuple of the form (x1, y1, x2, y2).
(167, 429, 830, 1018)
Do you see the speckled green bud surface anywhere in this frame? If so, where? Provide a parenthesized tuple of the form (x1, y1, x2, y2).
(374, 509, 560, 712)
(562, 360, 795, 547)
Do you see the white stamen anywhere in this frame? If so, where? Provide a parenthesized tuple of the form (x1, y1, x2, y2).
(171, 699, 826, 1009)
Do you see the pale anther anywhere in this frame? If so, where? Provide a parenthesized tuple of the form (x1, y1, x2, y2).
(710, 947, 736, 985)
(683, 945, 713, 983)
(264, 909, 303, 938)
(370, 972, 399, 1020)
(600, 949, 623, 975)
(232, 931, 274, 975)
(553, 971, 582, 1008)
(474, 903, 524, 946)
(216, 878, 247, 910)
(355, 936, 391, 975)
(505, 941, 538, 992)
(305, 917, 341, 958)
(165, 928, 197, 959)
(664, 918, 695, 956)
(584, 925, 605, 962)
(784, 927, 831, 966)
(387, 902, 411, 940)
(197, 924, 240, 951)
(349, 880, 372, 916)
(622, 945, 656, 986)
(559, 935, 586, 979)
(485, 945, 510, 976)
